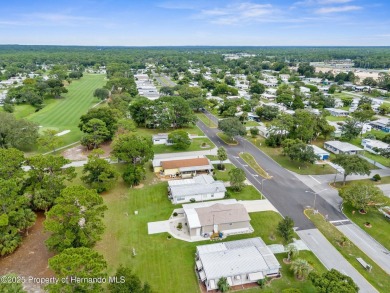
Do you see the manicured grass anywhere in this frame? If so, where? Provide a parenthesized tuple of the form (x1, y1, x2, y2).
(248, 137, 341, 175)
(227, 185, 264, 200)
(239, 152, 271, 178)
(349, 135, 390, 167)
(332, 176, 390, 188)
(244, 121, 260, 127)
(196, 113, 217, 128)
(153, 138, 215, 154)
(91, 165, 326, 293)
(343, 203, 390, 251)
(25, 74, 106, 147)
(306, 209, 389, 293)
(326, 115, 347, 122)
(213, 163, 235, 181)
(134, 125, 204, 137)
(217, 132, 238, 145)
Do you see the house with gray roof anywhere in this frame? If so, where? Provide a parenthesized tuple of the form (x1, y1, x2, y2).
(195, 237, 280, 291)
(168, 175, 226, 204)
(324, 141, 363, 155)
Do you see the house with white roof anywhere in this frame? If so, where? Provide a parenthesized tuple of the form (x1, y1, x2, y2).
(310, 145, 330, 160)
(195, 237, 280, 291)
(168, 175, 226, 204)
(183, 199, 251, 239)
(324, 108, 349, 117)
(324, 141, 363, 155)
(361, 139, 390, 155)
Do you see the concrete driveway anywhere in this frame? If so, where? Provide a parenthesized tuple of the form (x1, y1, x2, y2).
(240, 199, 279, 213)
(147, 220, 170, 234)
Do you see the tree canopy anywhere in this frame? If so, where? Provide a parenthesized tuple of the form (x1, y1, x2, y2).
(332, 154, 371, 185)
(218, 117, 246, 140)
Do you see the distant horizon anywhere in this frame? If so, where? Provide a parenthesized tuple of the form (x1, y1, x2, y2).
(0, 0, 389, 46)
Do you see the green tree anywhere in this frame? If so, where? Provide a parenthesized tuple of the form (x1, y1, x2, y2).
(292, 96, 305, 110)
(217, 277, 230, 292)
(79, 107, 121, 140)
(122, 164, 146, 187)
(255, 105, 279, 121)
(282, 139, 318, 165)
(46, 247, 107, 293)
(378, 103, 390, 115)
(249, 82, 265, 94)
(277, 216, 294, 243)
(112, 133, 154, 165)
(44, 185, 107, 252)
(81, 150, 118, 193)
(309, 269, 359, 293)
(168, 130, 191, 150)
(178, 86, 202, 100)
(24, 155, 76, 211)
(290, 258, 312, 280)
(332, 154, 371, 185)
(218, 117, 246, 141)
(0, 148, 25, 180)
(0, 112, 39, 151)
(217, 147, 228, 170)
(94, 88, 110, 100)
(341, 118, 361, 140)
(341, 97, 353, 107)
(80, 118, 111, 150)
(292, 109, 317, 142)
(228, 167, 246, 192)
(0, 179, 36, 256)
(37, 129, 63, 153)
(285, 244, 299, 262)
(339, 181, 387, 212)
(250, 127, 259, 137)
(352, 104, 375, 123)
(108, 266, 154, 293)
(0, 274, 27, 292)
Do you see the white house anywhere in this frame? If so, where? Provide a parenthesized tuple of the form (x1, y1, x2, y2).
(195, 237, 280, 291)
(152, 133, 173, 145)
(361, 139, 389, 155)
(324, 141, 363, 155)
(168, 175, 226, 204)
(311, 145, 330, 160)
(324, 108, 349, 117)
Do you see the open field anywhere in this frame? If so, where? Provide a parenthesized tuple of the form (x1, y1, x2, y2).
(306, 209, 389, 293)
(248, 137, 336, 175)
(153, 137, 215, 154)
(239, 152, 271, 178)
(196, 113, 217, 128)
(343, 203, 390, 251)
(24, 74, 106, 146)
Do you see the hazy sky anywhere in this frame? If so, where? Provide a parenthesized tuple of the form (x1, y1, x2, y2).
(0, 0, 389, 46)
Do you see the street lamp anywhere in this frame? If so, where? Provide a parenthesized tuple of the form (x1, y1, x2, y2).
(305, 188, 327, 213)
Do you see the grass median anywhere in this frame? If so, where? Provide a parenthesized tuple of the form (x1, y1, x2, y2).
(239, 152, 272, 179)
(305, 209, 389, 293)
(196, 113, 217, 128)
(217, 132, 238, 145)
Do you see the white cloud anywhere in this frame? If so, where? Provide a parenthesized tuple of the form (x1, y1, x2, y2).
(196, 2, 278, 25)
(315, 5, 362, 13)
(318, 0, 353, 4)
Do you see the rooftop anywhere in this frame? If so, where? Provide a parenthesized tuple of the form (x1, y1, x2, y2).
(325, 141, 363, 152)
(168, 175, 226, 198)
(161, 157, 211, 169)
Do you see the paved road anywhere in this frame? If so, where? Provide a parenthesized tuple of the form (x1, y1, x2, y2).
(336, 223, 390, 275)
(198, 113, 346, 230)
(153, 73, 176, 87)
(297, 229, 378, 293)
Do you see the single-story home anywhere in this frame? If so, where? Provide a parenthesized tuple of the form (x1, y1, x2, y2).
(152, 133, 173, 145)
(310, 145, 330, 160)
(195, 237, 281, 291)
(261, 93, 276, 100)
(369, 118, 390, 133)
(153, 156, 214, 178)
(324, 108, 349, 117)
(168, 175, 226, 204)
(361, 139, 390, 155)
(324, 141, 363, 155)
(183, 199, 251, 239)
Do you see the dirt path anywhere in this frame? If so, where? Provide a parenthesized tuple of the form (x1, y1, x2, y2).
(0, 213, 54, 292)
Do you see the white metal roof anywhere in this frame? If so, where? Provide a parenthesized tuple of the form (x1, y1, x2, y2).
(325, 141, 363, 152)
(310, 144, 330, 155)
(197, 238, 280, 280)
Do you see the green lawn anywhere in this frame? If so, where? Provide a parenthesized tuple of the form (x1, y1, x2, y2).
(244, 121, 260, 127)
(332, 176, 390, 188)
(196, 113, 217, 128)
(153, 137, 215, 154)
(227, 185, 264, 200)
(326, 115, 347, 122)
(349, 135, 390, 167)
(248, 137, 336, 175)
(306, 210, 390, 293)
(239, 152, 271, 178)
(343, 203, 390, 251)
(213, 163, 235, 181)
(91, 166, 325, 293)
(134, 125, 204, 137)
(217, 132, 238, 145)
(24, 74, 106, 147)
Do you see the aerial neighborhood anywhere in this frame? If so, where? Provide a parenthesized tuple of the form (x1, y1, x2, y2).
(1, 45, 390, 293)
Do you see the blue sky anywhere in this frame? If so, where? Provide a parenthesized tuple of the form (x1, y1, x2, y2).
(0, 0, 389, 46)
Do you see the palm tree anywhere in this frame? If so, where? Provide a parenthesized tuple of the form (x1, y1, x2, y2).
(290, 258, 312, 280)
(285, 244, 299, 262)
(217, 277, 230, 292)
